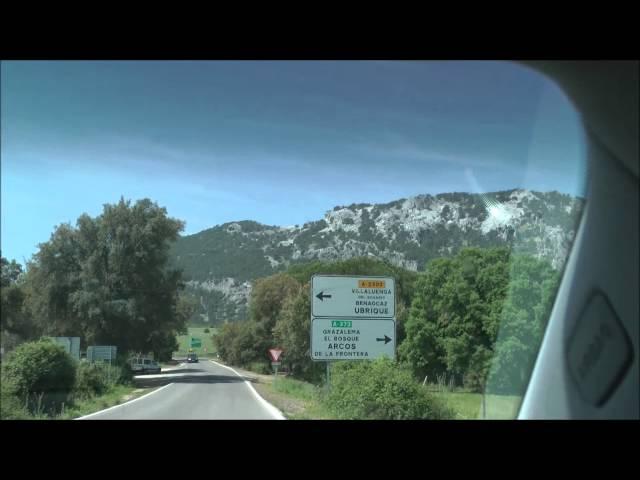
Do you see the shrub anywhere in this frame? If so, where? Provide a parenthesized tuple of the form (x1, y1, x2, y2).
(203, 328, 210, 333)
(111, 356, 134, 385)
(74, 361, 132, 399)
(0, 378, 30, 419)
(323, 358, 453, 420)
(248, 361, 271, 375)
(1, 339, 76, 400)
(74, 362, 108, 398)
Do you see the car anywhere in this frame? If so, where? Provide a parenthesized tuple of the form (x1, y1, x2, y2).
(186, 352, 199, 363)
(130, 357, 161, 374)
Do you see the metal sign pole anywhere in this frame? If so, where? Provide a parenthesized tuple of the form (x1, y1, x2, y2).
(482, 380, 487, 419)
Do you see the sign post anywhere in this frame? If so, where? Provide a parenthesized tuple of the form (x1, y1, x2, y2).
(268, 348, 284, 385)
(310, 275, 396, 362)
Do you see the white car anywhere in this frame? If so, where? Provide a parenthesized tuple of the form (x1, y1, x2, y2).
(130, 357, 161, 375)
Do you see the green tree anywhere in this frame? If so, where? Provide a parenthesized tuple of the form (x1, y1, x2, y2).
(174, 293, 197, 335)
(246, 273, 300, 363)
(399, 247, 511, 391)
(1, 256, 38, 351)
(213, 322, 242, 364)
(273, 283, 324, 383)
(22, 198, 188, 359)
(1, 255, 23, 285)
(486, 255, 560, 394)
(400, 247, 558, 394)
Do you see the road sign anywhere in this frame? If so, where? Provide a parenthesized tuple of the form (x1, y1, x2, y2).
(311, 275, 395, 319)
(268, 348, 283, 362)
(271, 361, 281, 367)
(190, 338, 202, 348)
(311, 318, 396, 361)
(87, 345, 117, 364)
(46, 337, 81, 361)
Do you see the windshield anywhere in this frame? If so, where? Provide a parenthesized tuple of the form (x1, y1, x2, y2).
(1, 60, 587, 420)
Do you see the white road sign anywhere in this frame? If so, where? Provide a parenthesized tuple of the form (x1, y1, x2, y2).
(311, 275, 395, 319)
(311, 318, 396, 361)
(47, 337, 81, 361)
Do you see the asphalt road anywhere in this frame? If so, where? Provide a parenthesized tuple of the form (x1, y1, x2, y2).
(78, 359, 284, 420)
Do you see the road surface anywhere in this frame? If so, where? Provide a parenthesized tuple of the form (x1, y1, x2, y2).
(78, 359, 283, 420)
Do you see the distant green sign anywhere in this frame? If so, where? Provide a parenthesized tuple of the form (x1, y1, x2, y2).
(190, 338, 202, 348)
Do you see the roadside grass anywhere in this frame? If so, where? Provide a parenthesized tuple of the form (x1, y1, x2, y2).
(430, 390, 522, 419)
(255, 376, 335, 420)
(211, 360, 521, 420)
(174, 327, 218, 357)
(56, 385, 156, 419)
(210, 359, 334, 420)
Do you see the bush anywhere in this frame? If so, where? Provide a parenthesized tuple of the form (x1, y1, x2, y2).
(203, 328, 210, 333)
(0, 378, 31, 419)
(74, 363, 108, 398)
(248, 361, 271, 375)
(323, 358, 453, 420)
(74, 361, 132, 399)
(2, 339, 76, 400)
(111, 356, 134, 385)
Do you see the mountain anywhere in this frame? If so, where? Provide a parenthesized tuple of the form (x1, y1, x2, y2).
(170, 189, 584, 325)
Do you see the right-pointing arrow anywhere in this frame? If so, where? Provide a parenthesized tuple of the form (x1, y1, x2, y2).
(376, 335, 392, 344)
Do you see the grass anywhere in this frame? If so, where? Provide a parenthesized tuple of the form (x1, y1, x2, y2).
(255, 376, 335, 420)
(174, 326, 218, 357)
(217, 361, 521, 420)
(430, 390, 523, 419)
(258, 372, 521, 420)
(2, 384, 147, 420)
(217, 359, 335, 420)
(56, 384, 155, 420)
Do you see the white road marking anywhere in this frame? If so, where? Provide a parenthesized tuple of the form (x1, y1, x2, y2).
(75, 383, 174, 420)
(209, 360, 286, 420)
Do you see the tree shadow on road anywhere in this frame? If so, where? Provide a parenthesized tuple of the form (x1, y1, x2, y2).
(134, 373, 249, 388)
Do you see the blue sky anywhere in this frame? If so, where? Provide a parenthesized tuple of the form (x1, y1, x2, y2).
(1, 61, 587, 263)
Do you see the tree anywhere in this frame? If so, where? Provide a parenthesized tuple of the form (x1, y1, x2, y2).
(249, 273, 300, 329)
(399, 247, 511, 391)
(486, 255, 560, 394)
(273, 282, 324, 383)
(22, 198, 188, 359)
(175, 293, 197, 335)
(399, 247, 558, 394)
(247, 273, 301, 363)
(213, 322, 242, 364)
(1, 256, 23, 286)
(1, 255, 38, 349)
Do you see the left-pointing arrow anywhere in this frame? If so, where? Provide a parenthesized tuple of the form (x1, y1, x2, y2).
(316, 291, 332, 301)
(376, 335, 392, 344)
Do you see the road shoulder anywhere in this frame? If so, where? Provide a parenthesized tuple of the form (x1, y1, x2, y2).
(209, 360, 286, 420)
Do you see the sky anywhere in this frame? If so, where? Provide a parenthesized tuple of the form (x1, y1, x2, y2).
(1, 60, 588, 263)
